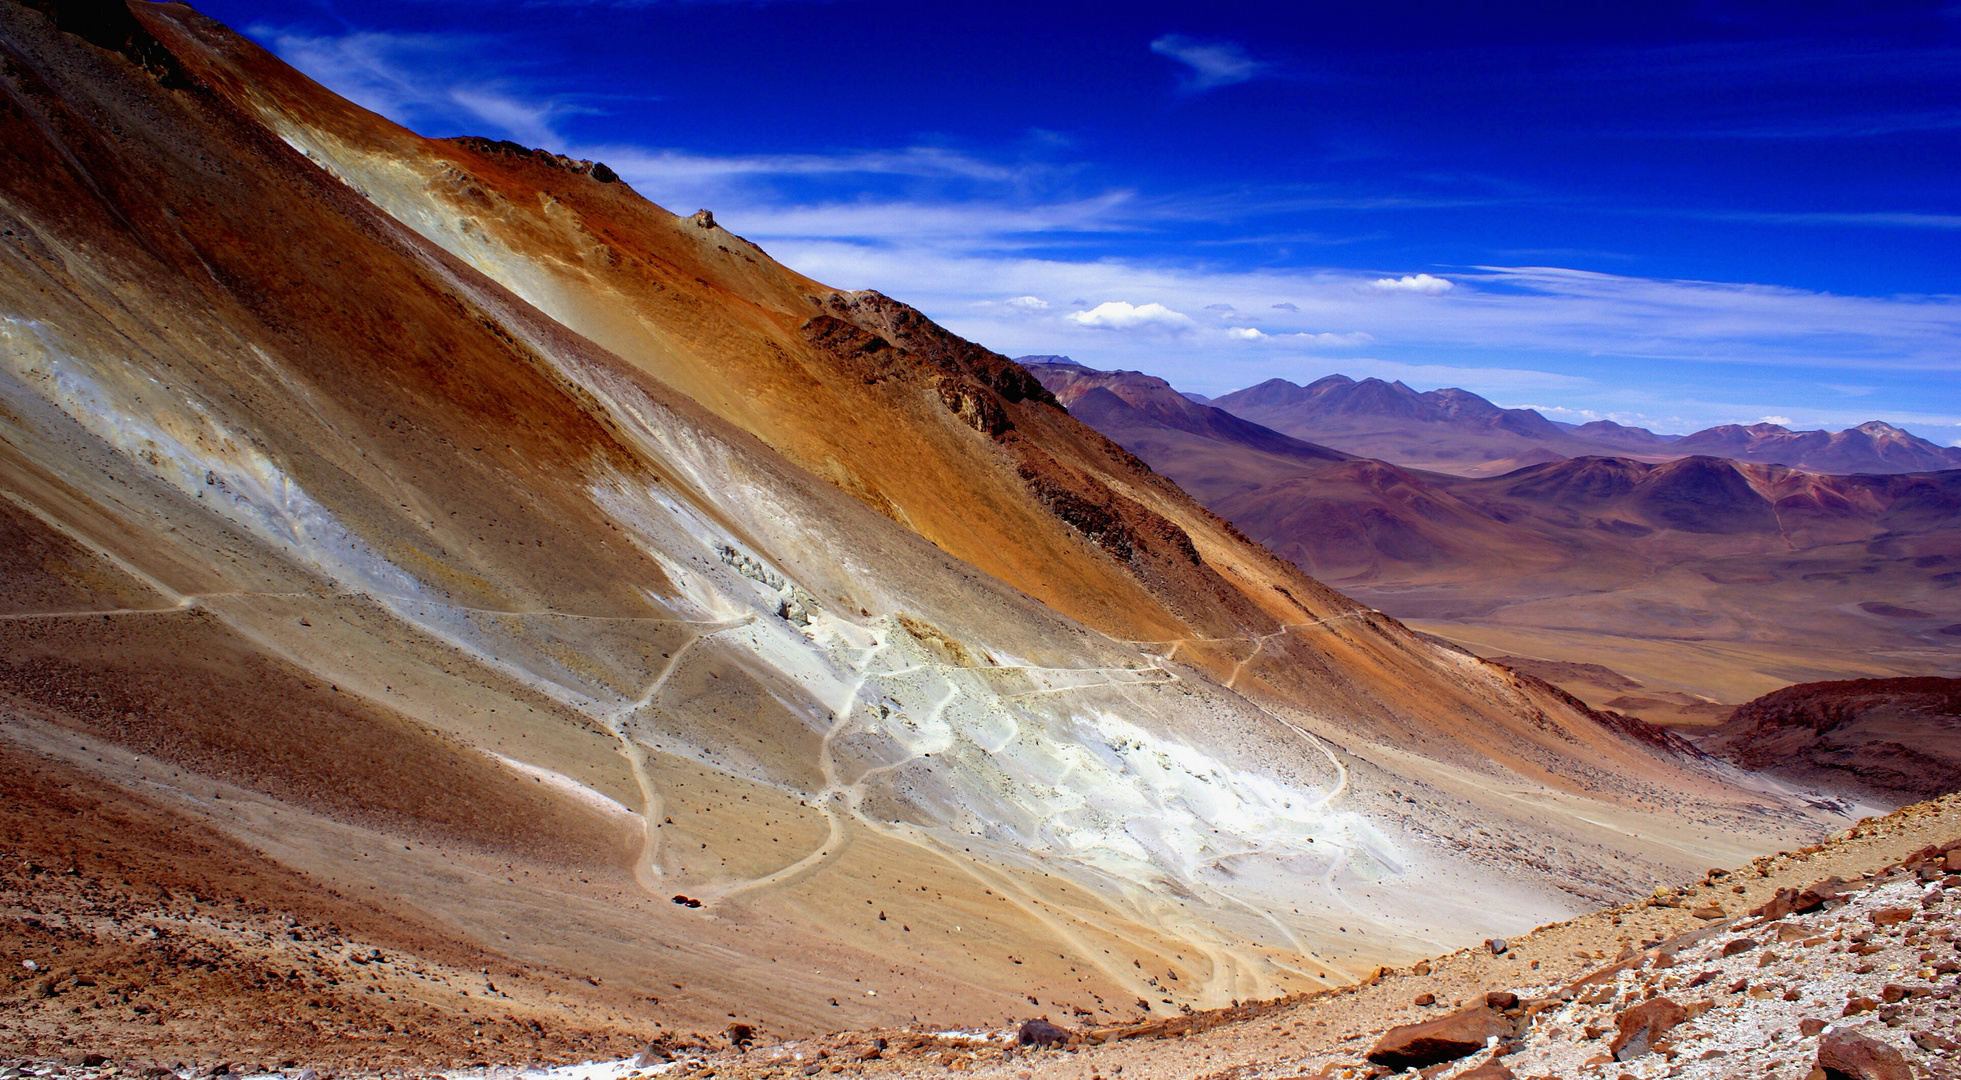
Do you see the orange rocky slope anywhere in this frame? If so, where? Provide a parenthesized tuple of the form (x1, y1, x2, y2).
(0, 0, 1846, 1058)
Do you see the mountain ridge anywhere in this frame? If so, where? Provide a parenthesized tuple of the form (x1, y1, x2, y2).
(1181, 370, 1961, 477)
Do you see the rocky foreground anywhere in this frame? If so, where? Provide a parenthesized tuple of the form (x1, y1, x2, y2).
(6, 795, 1960, 1080)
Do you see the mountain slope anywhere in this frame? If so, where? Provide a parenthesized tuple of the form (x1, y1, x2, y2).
(1705, 677, 1961, 803)
(0, 0, 1841, 1055)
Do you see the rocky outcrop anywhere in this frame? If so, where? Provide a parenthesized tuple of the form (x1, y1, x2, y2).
(1704, 677, 1961, 803)
(442, 136, 620, 183)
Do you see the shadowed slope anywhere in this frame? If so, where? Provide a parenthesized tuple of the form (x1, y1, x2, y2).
(1705, 677, 1961, 803)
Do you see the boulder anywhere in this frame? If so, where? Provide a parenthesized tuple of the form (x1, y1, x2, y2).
(1017, 1018, 1072, 1048)
(1610, 997, 1687, 1061)
(1366, 1006, 1511, 1070)
(1817, 1029, 1912, 1080)
(1750, 877, 1849, 920)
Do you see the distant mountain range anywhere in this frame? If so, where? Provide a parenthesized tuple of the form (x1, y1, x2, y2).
(1137, 368, 1961, 477)
(1022, 357, 1961, 723)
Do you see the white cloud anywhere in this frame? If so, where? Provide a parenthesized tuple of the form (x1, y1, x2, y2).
(1003, 296, 1050, 312)
(1294, 331, 1375, 346)
(1066, 302, 1196, 332)
(1272, 302, 1300, 312)
(1514, 404, 1605, 420)
(1371, 273, 1455, 295)
(1758, 415, 1796, 426)
(1227, 327, 1267, 340)
(1149, 35, 1270, 91)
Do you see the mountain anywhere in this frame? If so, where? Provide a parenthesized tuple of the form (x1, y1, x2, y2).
(1704, 678, 1961, 803)
(1209, 376, 1961, 477)
(1031, 360, 1961, 724)
(1567, 418, 1682, 451)
(0, 0, 1837, 1064)
(1210, 375, 1633, 476)
(1669, 420, 1961, 474)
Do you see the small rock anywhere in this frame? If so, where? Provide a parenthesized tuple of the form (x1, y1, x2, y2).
(1817, 1029, 1912, 1080)
(725, 1024, 754, 1049)
(1879, 984, 1907, 1004)
(1721, 938, 1757, 957)
(20, 961, 35, 972)
(1690, 903, 1725, 920)
(1869, 908, 1914, 927)
(1484, 991, 1518, 1011)
(1456, 1063, 1513, 1080)
(1800, 1018, 1828, 1037)
(1366, 1006, 1512, 1070)
(1413, 993, 1436, 1006)
(1610, 997, 1687, 1061)
(1842, 996, 1879, 1016)
(1017, 1018, 1071, 1048)
(1411, 959, 1432, 975)
(1485, 938, 1508, 956)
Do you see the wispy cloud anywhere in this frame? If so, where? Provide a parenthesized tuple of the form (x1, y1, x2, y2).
(251, 27, 588, 145)
(1689, 209, 1961, 231)
(1150, 35, 1270, 92)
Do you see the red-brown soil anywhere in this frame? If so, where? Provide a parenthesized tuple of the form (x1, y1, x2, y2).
(0, 738, 659, 1073)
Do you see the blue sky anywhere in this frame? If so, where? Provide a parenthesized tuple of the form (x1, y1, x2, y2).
(209, 0, 1961, 443)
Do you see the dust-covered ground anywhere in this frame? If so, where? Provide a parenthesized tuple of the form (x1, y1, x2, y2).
(5, 788, 1956, 1079)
